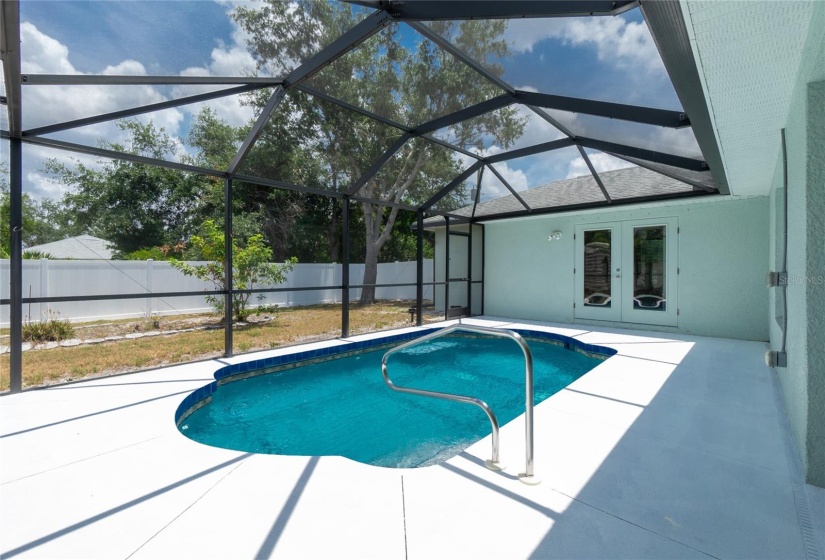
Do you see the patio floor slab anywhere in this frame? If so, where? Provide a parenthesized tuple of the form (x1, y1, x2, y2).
(0, 318, 820, 559)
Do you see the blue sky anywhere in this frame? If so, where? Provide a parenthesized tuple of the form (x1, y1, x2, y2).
(7, 1, 697, 204)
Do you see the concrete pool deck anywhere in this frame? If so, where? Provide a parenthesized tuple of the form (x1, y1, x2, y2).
(1, 317, 823, 559)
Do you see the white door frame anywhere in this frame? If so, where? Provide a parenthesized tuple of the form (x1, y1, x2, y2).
(574, 218, 678, 327)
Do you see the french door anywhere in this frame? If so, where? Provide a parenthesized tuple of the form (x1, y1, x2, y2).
(574, 218, 678, 327)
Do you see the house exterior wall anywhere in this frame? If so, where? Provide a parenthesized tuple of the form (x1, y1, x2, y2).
(477, 195, 769, 341)
(768, 3, 825, 486)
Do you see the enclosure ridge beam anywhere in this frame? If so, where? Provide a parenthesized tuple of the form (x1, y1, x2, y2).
(484, 163, 531, 211)
(485, 137, 575, 164)
(577, 145, 612, 203)
(605, 152, 718, 192)
(421, 160, 483, 211)
(347, 133, 414, 196)
(18, 134, 228, 178)
(576, 136, 708, 172)
(282, 10, 393, 88)
(412, 94, 515, 136)
(295, 84, 410, 132)
(378, 1, 637, 21)
(24, 84, 269, 137)
(407, 22, 515, 95)
(1, 0, 22, 137)
(515, 90, 690, 129)
(20, 75, 286, 86)
(227, 86, 286, 175)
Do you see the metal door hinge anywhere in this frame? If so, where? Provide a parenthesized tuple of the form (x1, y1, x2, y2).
(677, 309, 680, 316)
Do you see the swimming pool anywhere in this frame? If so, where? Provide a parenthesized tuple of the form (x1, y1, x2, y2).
(177, 328, 614, 468)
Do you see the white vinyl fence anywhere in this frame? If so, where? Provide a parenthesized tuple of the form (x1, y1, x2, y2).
(0, 259, 433, 326)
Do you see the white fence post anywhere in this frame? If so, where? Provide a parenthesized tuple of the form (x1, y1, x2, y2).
(146, 259, 154, 318)
(40, 258, 49, 320)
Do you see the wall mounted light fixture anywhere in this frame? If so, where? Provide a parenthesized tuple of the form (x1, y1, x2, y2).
(548, 231, 562, 241)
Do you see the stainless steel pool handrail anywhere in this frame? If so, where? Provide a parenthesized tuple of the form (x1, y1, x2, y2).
(381, 323, 538, 483)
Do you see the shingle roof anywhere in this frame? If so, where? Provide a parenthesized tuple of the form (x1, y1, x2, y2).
(24, 235, 114, 259)
(426, 165, 713, 224)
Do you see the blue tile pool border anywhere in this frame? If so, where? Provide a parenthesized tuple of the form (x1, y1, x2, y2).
(175, 326, 617, 426)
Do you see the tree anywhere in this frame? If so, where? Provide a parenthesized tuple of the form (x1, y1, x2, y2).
(234, 2, 524, 303)
(171, 219, 297, 322)
(1, 162, 65, 257)
(44, 120, 208, 256)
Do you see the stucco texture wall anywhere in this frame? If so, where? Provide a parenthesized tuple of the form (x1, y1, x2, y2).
(481, 196, 769, 341)
(768, 3, 825, 486)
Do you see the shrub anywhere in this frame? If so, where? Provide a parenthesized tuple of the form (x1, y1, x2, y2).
(23, 314, 75, 343)
(171, 220, 297, 322)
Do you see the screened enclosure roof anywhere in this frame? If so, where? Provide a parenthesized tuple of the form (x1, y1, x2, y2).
(1, 0, 727, 221)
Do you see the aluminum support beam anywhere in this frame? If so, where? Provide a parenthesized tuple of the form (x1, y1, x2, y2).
(485, 163, 531, 211)
(224, 177, 233, 357)
(21, 75, 284, 86)
(471, 165, 484, 219)
(641, 1, 729, 193)
(485, 138, 575, 164)
(526, 106, 576, 139)
(412, 94, 515, 135)
(407, 22, 514, 95)
(378, 1, 637, 21)
(24, 84, 269, 137)
(576, 136, 707, 171)
(516, 90, 690, 128)
(228, 11, 392, 176)
(8, 138, 23, 392)
(283, 10, 392, 88)
(605, 152, 717, 192)
(444, 216, 450, 320)
(347, 133, 413, 196)
(295, 84, 409, 132)
(342, 196, 350, 337)
(421, 161, 482, 211)
(422, 134, 483, 161)
(1, 0, 22, 137)
(416, 210, 424, 326)
(577, 145, 612, 203)
(227, 86, 286, 175)
(13, 134, 226, 177)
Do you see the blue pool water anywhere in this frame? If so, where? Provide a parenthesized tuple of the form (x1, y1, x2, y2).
(179, 335, 606, 468)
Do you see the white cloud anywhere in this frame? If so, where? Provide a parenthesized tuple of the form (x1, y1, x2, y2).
(503, 16, 665, 74)
(19, 22, 76, 74)
(171, 8, 259, 128)
(484, 163, 528, 198)
(21, 22, 183, 138)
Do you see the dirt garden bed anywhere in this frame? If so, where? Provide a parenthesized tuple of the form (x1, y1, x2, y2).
(0, 301, 443, 391)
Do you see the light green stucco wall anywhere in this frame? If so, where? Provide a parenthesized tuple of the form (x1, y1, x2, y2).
(768, 2, 825, 486)
(481, 196, 769, 341)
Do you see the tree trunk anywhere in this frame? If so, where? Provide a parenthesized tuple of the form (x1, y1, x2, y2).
(360, 242, 379, 304)
(359, 202, 382, 304)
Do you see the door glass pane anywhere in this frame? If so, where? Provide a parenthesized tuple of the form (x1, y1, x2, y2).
(583, 230, 612, 308)
(633, 226, 667, 311)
